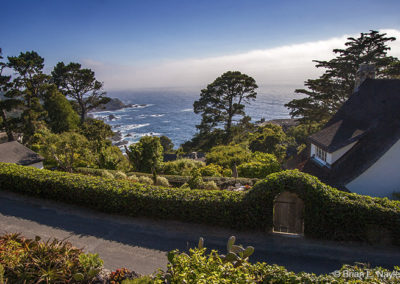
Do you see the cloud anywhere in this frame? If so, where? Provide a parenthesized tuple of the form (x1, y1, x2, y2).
(81, 29, 400, 92)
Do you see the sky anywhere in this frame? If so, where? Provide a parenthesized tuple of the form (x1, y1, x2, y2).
(1, 0, 400, 92)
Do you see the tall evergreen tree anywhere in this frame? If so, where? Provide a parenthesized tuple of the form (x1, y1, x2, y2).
(7, 51, 49, 143)
(193, 71, 258, 140)
(51, 62, 110, 123)
(285, 30, 400, 124)
(0, 48, 22, 141)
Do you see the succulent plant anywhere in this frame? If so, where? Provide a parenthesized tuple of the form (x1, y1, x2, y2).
(195, 235, 254, 267)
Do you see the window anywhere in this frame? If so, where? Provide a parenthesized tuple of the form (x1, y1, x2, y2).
(316, 146, 327, 162)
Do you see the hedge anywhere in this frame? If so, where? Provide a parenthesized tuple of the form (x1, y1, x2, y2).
(1, 163, 400, 245)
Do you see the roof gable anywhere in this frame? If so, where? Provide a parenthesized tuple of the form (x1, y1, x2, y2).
(0, 141, 44, 165)
(304, 79, 400, 187)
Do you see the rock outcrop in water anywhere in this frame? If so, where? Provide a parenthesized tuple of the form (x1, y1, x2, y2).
(94, 98, 132, 111)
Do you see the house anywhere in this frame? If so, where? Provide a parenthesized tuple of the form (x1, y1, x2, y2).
(302, 64, 400, 197)
(0, 141, 44, 169)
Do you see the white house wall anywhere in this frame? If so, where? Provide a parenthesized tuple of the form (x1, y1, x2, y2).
(29, 162, 44, 169)
(346, 138, 400, 197)
(331, 142, 357, 164)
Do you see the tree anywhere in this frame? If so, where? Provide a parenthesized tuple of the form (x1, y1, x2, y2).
(42, 86, 79, 133)
(31, 129, 93, 172)
(0, 48, 22, 141)
(248, 123, 292, 161)
(285, 30, 400, 124)
(97, 145, 130, 171)
(193, 71, 257, 140)
(51, 62, 110, 123)
(80, 118, 114, 152)
(160, 135, 174, 153)
(125, 136, 163, 174)
(7, 51, 49, 142)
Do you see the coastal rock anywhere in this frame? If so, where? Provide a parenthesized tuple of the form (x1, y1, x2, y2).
(115, 140, 128, 146)
(94, 98, 132, 112)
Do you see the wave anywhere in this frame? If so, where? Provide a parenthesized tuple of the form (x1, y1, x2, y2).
(115, 123, 150, 132)
(181, 108, 192, 112)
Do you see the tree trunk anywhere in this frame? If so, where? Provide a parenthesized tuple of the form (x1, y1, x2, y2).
(1, 109, 14, 141)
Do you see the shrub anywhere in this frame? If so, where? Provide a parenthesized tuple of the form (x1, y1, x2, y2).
(0, 233, 103, 283)
(114, 171, 128, 179)
(126, 136, 163, 173)
(222, 168, 232, 177)
(206, 145, 251, 168)
(238, 153, 281, 178)
(155, 245, 400, 283)
(122, 276, 154, 283)
(1, 163, 399, 245)
(203, 181, 219, 190)
(128, 175, 139, 182)
(155, 176, 170, 187)
(199, 163, 223, 177)
(138, 176, 154, 185)
(161, 158, 205, 176)
(187, 168, 204, 189)
(102, 170, 115, 179)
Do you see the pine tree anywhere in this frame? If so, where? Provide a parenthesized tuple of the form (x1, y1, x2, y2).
(285, 30, 400, 124)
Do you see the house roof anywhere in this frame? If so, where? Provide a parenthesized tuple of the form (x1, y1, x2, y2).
(0, 141, 44, 165)
(304, 78, 400, 187)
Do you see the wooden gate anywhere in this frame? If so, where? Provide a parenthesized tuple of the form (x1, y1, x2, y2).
(273, 192, 304, 235)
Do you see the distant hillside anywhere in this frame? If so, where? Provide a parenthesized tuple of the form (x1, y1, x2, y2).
(94, 98, 132, 111)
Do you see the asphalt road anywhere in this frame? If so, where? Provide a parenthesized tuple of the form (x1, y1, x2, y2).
(0, 191, 399, 275)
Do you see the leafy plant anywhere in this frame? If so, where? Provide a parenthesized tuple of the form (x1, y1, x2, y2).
(155, 176, 170, 187)
(0, 233, 103, 283)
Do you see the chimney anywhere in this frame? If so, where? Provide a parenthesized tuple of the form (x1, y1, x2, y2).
(354, 63, 376, 92)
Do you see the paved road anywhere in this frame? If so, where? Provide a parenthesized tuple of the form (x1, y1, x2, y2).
(0, 191, 399, 275)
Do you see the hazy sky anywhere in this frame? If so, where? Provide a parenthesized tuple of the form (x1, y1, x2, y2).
(1, 0, 400, 92)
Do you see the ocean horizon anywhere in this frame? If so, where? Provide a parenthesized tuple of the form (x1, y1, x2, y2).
(91, 88, 300, 149)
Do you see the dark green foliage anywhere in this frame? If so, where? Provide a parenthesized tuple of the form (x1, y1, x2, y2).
(31, 129, 93, 171)
(43, 86, 79, 133)
(187, 168, 204, 189)
(7, 51, 50, 143)
(51, 62, 110, 123)
(206, 145, 251, 169)
(80, 118, 114, 150)
(181, 128, 226, 152)
(126, 136, 163, 174)
(248, 123, 291, 161)
(194, 71, 258, 140)
(286, 30, 400, 124)
(161, 158, 205, 176)
(98, 145, 130, 171)
(237, 152, 281, 178)
(159, 135, 174, 153)
(199, 163, 223, 177)
(0, 233, 103, 283)
(1, 163, 399, 245)
(0, 48, 21, 142)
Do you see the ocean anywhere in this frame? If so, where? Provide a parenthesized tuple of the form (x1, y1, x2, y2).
(90, 88, 298, 149)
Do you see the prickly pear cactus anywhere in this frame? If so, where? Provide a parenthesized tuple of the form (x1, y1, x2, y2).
(197, 235, 255, 267)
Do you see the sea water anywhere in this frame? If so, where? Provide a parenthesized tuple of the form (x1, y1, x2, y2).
(90, 89, 298, 149)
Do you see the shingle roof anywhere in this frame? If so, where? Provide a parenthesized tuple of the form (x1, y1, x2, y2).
(304, 78, 400, 187)
(0, 141, 44, 165)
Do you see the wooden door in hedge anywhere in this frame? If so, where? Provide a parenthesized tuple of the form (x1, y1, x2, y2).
(273, 191, 304, 235)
